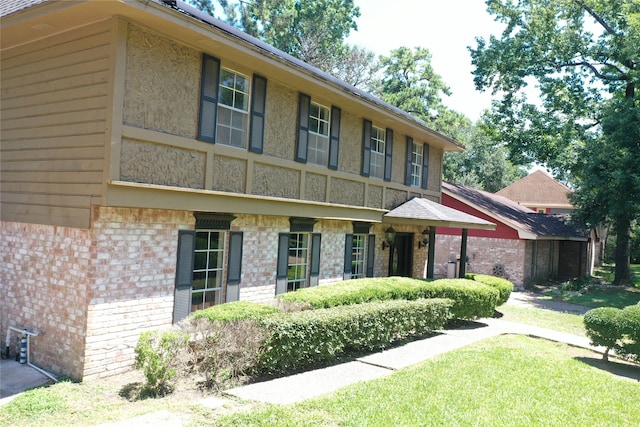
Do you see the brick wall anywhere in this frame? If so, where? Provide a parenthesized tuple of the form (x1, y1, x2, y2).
(82, 207, 194, 379)
(1, 221, 91, 379)
(434, 234, 527, 286)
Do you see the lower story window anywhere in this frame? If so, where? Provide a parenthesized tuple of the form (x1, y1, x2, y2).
(288, 232, 309, 292)
(192, 230, 225, 312)
(351, 234, 367, 279)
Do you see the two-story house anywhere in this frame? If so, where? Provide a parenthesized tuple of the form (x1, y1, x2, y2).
(1, 0, 494, 380)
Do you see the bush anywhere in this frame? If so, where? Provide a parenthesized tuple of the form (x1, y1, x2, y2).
(134, 330, 190, 397)
(258, 298, 453, 374)
(584, 305, 640, 362)
(277, 277, 499, 320)
(190, 300, 281, 322)
(466, 274, 514, 305)
(617, 304, 640, 362)
(182, 318, 269, 389)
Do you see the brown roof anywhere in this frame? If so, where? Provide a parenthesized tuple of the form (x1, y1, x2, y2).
(496, 170, 572, 208)
(443, 182, 588, 240)
(0, 0, 47, 17)
(383, 197, 496, 230)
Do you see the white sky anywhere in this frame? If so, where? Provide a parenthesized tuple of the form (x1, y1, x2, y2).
(347, 0, 506, 122)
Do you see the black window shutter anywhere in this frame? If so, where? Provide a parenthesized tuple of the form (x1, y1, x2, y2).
(405, 136, 414, 186)
(421, 143, 430, 189)
(173, 230, 195, 323)
(309, 233, 322, 286)
(366, 234, 375, 277)
(361, 119, 372, 177)
(343, 234, 353, 276)
(296, 93, 311, 163)
(198, 54, 220, 143)
(275, 233, 290, 295)
(328, 106, 341, 170)
(226, 231, 243, 302)
(384, 128, 393, 182)
(249, 74, 267, 153)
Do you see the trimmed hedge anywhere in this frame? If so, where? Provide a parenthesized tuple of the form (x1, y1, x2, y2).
(258, 298, 453, 373)
(277, 277, 499, 320)
(584, 304, 640, 361)
(466, 274, 514, 306)
(190, 301, 281, 322)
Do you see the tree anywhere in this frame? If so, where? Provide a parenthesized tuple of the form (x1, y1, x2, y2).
(190, 0, 360, 72)
(376, 47, 453, 124)
(444, 121, 527, 193)
(470, 0, 639, 284)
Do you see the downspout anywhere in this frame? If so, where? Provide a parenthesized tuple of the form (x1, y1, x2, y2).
(6, 326, 58, 383)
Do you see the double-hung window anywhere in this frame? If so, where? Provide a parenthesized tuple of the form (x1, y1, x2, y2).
(307, 102, 331, 166)
(217, 69, 250, 148)
(296, 93, 341, 169)
(350, 234, 367, 279)
(362, 120, 393, 181)
(404, 137, 430, 189)
(172, 215, 243, 323)
(370, 126, 386, 179)
(344, 223, 375, 280)
(410, 142, 423, 187)
(198, 54, 267, 153)
(192, 230, 225, 311)
(287, 233, 310, 291)
(276, 219, 322, 295)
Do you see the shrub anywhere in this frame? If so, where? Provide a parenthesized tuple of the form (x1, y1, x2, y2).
(134, 330, 190, 397)
(277, 277, 498, 320)
(617, 304, 640, 362)
(258, 298, 453, 374)
(190, 300, 281, 322)
(182, 318, 269, 389)
(466, 274, 514, 305)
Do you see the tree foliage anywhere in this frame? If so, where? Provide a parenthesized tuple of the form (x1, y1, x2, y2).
(444, 121, 527, 193)
(470, 0, 639, 284)
(190, 0, 360, 72)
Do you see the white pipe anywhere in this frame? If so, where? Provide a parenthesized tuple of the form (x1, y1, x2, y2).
(5, 326, 58, 382)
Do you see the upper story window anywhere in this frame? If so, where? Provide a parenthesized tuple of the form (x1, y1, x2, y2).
(307, 102, 331, 166)
(362, 120, 393, 181)
(410, 141, 423, 187)
(296, 93, 341, 169)
(198, 54, 267, 153)
(404, 137, 430, 189)
(217, 68, 250, 148)
(370, 126, 386, 179)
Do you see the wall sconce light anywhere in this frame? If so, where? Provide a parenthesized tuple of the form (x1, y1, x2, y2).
(381, 227, 396, 250)
(418, 228, 430, 249)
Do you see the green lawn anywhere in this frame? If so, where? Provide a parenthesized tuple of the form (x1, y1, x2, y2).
(542, 264, 640, 309)
(498, 304, 586, 336)
(216, 335, 640, 427)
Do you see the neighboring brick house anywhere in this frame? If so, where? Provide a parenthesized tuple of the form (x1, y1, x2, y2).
(437, 183, 594, 288)
(496, 170, 573, 214)
(1, 0, 493, 380)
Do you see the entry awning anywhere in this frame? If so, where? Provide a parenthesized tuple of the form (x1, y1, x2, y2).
(383, 198, 496, 230)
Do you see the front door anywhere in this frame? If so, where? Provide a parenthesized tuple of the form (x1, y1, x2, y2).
(389, 233, 413, 277)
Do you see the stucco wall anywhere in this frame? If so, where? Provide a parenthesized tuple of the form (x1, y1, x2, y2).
(123, 24, 199, 137)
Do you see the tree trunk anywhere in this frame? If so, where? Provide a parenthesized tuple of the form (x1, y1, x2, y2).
(612, 215, 632, 286)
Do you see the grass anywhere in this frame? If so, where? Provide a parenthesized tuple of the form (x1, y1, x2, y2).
(541, 264, 640, 309)
(498, 304, 586, 336)
(216, 335, 640, 427)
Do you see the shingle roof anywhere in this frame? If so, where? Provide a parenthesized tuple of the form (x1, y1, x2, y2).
(496, 170, 572, 207)
(443, 182, 588, 240)
(384, 197, 496, 230)
(0, 0, 47, 17)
